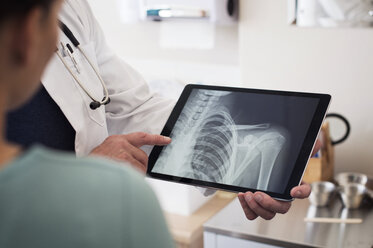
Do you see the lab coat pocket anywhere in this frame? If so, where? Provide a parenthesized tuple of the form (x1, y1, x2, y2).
(73, 42, 106, 127)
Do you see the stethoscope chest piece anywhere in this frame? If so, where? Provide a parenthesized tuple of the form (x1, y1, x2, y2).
(90, 97, 111, 110)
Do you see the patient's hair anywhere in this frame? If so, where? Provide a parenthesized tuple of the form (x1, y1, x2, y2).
(0, 0, 56, 24)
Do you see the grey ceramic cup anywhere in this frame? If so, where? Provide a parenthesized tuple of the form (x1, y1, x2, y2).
(309, 181, 336, 207)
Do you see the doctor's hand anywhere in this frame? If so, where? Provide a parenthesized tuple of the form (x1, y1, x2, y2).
(238, 139, 322, 221)
(90, 132, 172, 173)
(237, 182, 311, 220)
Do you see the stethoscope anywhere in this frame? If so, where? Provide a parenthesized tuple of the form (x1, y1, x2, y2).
(55, 21, 110, 110)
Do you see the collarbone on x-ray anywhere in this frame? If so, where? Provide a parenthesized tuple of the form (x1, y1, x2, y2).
(153, 89, 289, 191)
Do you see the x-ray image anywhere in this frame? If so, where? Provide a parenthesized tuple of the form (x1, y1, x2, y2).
(152, 89, 319, 193)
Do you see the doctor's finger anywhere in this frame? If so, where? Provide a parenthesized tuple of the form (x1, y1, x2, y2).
(311, 139, 322, 157)
(125, 132, 172, 147)
(291, 182, 311, 199)
(117, 152, 146, 173)
(124, 143, 149, 168)
(238, 192, 258, 220)
(245, 192, 276, 220)
(253, 192, 291, 214)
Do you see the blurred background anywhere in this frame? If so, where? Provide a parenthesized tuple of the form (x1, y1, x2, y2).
(89, 0, 373, 177)
(87, 1, 373, 247)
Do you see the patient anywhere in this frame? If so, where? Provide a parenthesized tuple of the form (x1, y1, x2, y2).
(0, 0, 174, 247)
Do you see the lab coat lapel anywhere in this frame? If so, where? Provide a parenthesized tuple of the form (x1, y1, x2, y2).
(42, 50, 108, 156)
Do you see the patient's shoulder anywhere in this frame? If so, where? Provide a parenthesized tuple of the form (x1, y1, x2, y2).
(0, 146, 173, 247)
(0, 145, 146, 197)
(37, 145, 144, 184)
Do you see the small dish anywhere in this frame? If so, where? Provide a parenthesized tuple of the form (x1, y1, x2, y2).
(338, 183, 366, 209)
(336, 172, 368, 186)
(309, 181, 336, 207)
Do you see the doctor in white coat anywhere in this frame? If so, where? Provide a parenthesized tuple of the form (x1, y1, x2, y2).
(7, 0, 317, 221)
(42, 0, 174, 171)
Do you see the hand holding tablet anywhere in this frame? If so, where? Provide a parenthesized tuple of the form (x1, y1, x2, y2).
(147, 84, 331, 201)
(238, 140, 322, 220)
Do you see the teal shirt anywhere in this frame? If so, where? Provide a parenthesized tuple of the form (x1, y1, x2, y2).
(0, 146, 174, 248)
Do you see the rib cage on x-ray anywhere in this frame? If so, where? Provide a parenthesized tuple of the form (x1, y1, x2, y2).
(152, 90, 288, 191)
(189, 107, 234, 183)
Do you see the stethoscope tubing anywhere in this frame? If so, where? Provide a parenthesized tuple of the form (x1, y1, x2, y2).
(56, 21, 110, 110)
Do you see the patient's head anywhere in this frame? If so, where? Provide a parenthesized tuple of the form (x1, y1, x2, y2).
(0, 0, 62, 110)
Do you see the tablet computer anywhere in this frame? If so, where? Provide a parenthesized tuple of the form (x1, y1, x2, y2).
(147, 84, 331, 201)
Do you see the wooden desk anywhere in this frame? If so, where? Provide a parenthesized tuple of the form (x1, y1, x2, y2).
(164, 191, 236, 248)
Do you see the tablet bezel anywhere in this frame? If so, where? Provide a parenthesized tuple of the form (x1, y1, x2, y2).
(147, 84, 331, 201)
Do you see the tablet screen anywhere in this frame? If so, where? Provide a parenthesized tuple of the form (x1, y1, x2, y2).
(148, 85, 331, 200)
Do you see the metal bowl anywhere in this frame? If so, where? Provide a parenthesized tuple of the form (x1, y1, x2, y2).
(367, 177, 373, 200)
(309, 181, 336, 207)
(338, 183, 366, 209)
(336, 172, 368, 186)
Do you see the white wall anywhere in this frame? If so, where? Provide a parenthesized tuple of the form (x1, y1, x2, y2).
(239, 0, 373, 175)
(88, 0, 240, 84)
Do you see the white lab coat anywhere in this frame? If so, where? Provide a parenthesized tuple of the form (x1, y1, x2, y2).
(42, 0, 174, 156)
